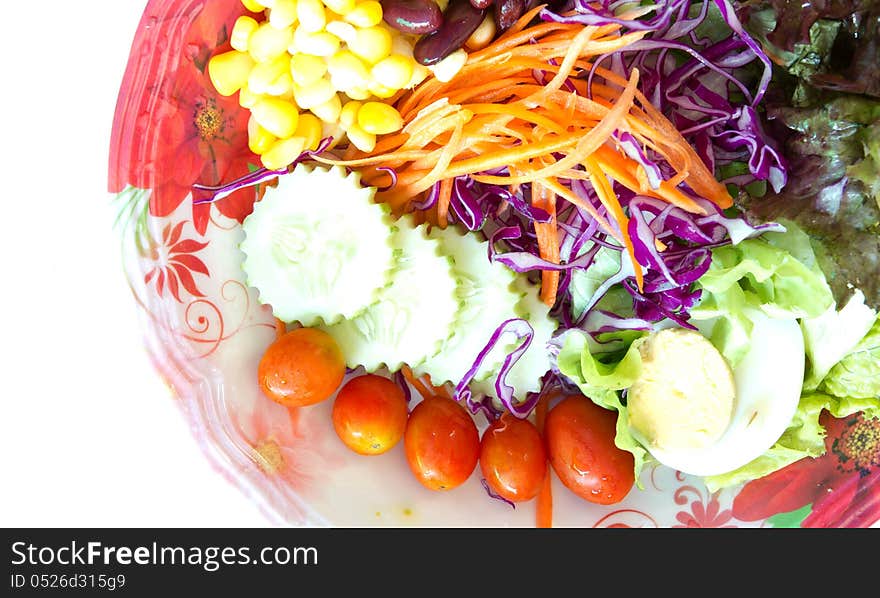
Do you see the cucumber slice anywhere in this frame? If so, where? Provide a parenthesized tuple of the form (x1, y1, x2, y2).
(239, 164, 396, 327)
(414, 225, 524, 386)
(324, 216, 459, 373)
(471, 278, 559, 401)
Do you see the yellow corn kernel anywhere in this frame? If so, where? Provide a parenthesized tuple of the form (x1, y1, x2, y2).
(345, 124, 376, 152)
(262, 136, 307, 170)
(327, 50, 370, 92)
(208, 50, 255, 97)
(339, 100, 362, 128)
(295, 113, 324, 150)
(434, 0, 449, 10)
(297, 0, 327, 32)
(249, 22, 295, 62)
(291, 28, 340, 56)
(325, 20, 357, 44)
(465, 15, 495, 51)
(323, 0, 356, 14)
(241, 0, 266, 11)
(371, 54, 414, 90)
(269, 0, 299, 28)
(368, 81, 397, 99)
(239, 84, 261, 108)
(247, 53, 291, 94)
(292, 76, 336, 109)
(407, 63, 430, 88)
(290, 53, 328, 87)
(266, 72, 294, 96)
(248, 115, 278, 154)
(322, 120, 346, 149)
(310, 93, 342, 122)
(251, 97, 300, 138)
(357, 101, 403, 135)
(428, 48, 467, 83)
(349, 26, 392, 64)
(344, 86, 371, 100)
(231, 16, 259, 52)
(344, 1, 382, 28)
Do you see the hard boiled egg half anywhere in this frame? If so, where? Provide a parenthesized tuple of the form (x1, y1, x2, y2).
(625, 310, 804, 477)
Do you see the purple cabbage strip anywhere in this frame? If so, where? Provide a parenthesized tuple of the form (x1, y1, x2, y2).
(374, 166, 398, 192)
(427, 176, 552, 230)
(480, 478, 516, 509)
(392, 370, 414, 405)
(454, 318, 538, 420)
(543, 0, 787, 191)
(582, 310, 654, 334)
(191, 137, 334, 205)
(614, 131, 663, 190)
(489, 226, 602, 273)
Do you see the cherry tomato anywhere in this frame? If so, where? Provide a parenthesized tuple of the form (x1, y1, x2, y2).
(404, 396, 480, 491)
(257, 327, 345, 408)
(479, 414, 547, 503)
(332, 374, 409, 455)
(544, 394, 635, 505)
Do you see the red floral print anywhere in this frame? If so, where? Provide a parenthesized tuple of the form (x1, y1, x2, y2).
(673, 489, 736, 528)
(144, 221, 210, 302)
(732, 411, 880, 527)
(109, 0, 260, 235)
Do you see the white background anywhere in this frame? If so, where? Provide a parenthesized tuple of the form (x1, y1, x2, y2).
(1, 1, 270, 527)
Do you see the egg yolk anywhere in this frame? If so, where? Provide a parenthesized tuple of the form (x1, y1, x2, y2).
(627, 328, 735, 451)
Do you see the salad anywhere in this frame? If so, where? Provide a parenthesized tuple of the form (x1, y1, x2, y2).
(111, 0, 880, 526)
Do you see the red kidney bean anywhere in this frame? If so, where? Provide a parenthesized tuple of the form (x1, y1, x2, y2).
(413, 0, 488, 65)
(470, 0, 494, 8)
(494, 0, 524, 32)
(381, 0, 443, 35)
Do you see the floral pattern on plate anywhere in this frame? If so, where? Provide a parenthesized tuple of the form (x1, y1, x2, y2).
(108, 0, 880, 527)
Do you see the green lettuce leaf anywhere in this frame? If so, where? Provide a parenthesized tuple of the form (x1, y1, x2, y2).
(691, 221, 834, 366)
(821, 315, 880, 399)
(568, 246, 633, 322)
(801, 290, 877, 390)
(740, 95, 880, 310)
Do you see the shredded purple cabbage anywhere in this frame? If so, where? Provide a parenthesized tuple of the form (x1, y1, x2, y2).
(480, 478, 516, 509)
(454, 318, 539, 419)
(541, 0, 787, 192)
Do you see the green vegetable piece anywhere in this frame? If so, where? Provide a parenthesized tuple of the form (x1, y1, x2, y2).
(413, 225, 523, 386)
(822, 315, 880, 399)
(692, 221, 835, 366)
(240, 164, 397, 327)
(801, 290, 877, 390)
(324, 216, 459, 373)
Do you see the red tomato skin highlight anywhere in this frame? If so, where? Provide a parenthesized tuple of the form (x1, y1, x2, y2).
(404, 397, 480, 491)
(332, 374, 409, 456)
(257, 327, 345, 407)
(544, 395, 635, 505)
(480, 414, 547, 503)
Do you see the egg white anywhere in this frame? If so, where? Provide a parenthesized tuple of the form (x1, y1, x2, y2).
(633, 310, 805, 477)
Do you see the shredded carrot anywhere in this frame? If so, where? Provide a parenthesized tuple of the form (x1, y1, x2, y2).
(436, 177, 453, 226)
(317, 13, 733, 306)
(530, 178, 560, 306)
(274, 318, 286, 340)
(401, 365, 451, 400)
(535, 395, 552, 529)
